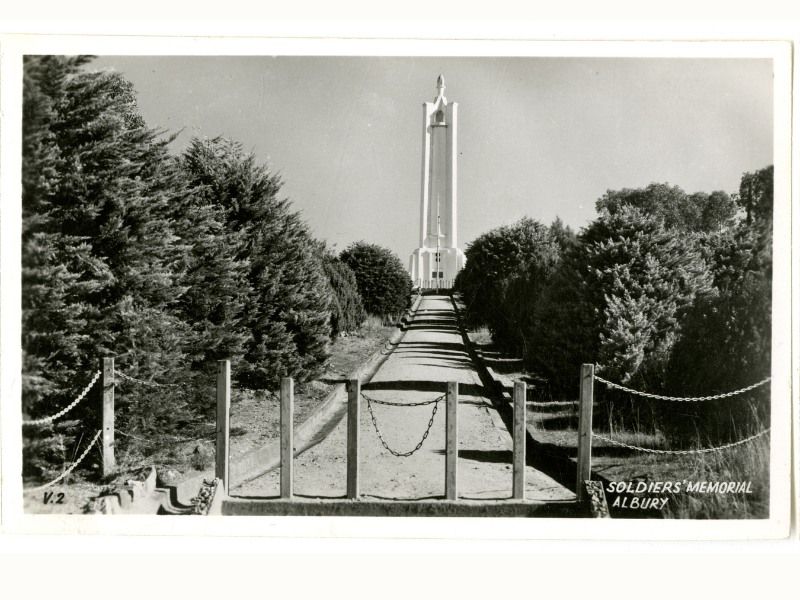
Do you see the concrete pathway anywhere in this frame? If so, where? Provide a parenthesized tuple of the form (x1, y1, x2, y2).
(235, 295, 574, 502)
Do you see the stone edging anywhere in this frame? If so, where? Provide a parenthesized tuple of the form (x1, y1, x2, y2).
(95, 466, 159, 514)
(449, 295, 512, 406)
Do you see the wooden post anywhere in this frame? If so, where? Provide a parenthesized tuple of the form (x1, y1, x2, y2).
(512, 380, 526, 500)
(280, 377, 294, 499)
(216, 360, 231, 493)
(576, 363, 595, 503)
(101, 357, 115, 477)
(347, 378, 360, 499)
(446, 381, 458, 500)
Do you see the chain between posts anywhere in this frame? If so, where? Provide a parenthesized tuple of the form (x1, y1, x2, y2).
(593, 374, 771, 402)
(365, 395, 440, 457)
(361, 391, 444, 407)
(22, 371, 102, 426)
(26, 430, 103, 492)
(593, 428, 770, 455)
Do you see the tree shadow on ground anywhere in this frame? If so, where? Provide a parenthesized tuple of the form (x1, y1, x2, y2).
(362, 379, 487, 398)
(527, 401, 580, 414)
(399, 353, 472, 364)
(396, 341, 466, 353)
(403, 325, 460, 334)
(403, 348, 468, 358)
(458, 398, 494, 407)
(530, 439, 643, 459)
(532, 414, 580, 430)
(483, 359, 524, 374)
(432, 448, 512, 464)
(416, 360, 474, 371)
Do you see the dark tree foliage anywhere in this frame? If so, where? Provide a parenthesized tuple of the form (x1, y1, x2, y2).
(736, 165, 773, 227)
(169, 189, 251, 375)
(535, 207, 712, 395)
(320, 250, 367, 337)
(22, 56, 193, 476)
(662, 166, 773, 443)
(587, 207, 713, 385)
(547, 217, 579, 254)
(596, 183, 737, 233)
(457, 170, 772, 446)
(340, 242, 412, 320)
(524, 242, 592, 392)
(455, 218, 562, 356)
(22, 58, 338, 480)
(456, 218, 544, 331)
(180, 137, 333, 386)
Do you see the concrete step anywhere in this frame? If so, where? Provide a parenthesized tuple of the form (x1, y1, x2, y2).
(96, 467, 197, 515)
(221, 497, 583, 517)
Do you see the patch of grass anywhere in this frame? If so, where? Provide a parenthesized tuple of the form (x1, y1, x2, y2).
(663, 432, 770, 519)
(190, 442, 214, 471)
(360, 314, 387, 333)
(599, 428, 667, 449)
(471, 327, 770, 519)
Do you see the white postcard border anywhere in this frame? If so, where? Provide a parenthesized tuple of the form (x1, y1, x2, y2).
(0, 34, 794, 540)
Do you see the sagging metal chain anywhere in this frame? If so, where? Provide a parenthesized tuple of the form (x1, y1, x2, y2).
(592, 428, 770, 455)
(26, 429, 103, 492)
(22, 371, 102, 427)
(361, 391, 445, 407)
(116, 370, 182, 389)
(594, 375, 771, 402)
(365, 394, 440, 458)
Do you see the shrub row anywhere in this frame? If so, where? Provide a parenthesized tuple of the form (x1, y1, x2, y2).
(21, 56, 410, 477)
(456, 173, 773, 443)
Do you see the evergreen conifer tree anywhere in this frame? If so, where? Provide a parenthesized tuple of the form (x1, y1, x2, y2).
(455, 217, 560, 354)
(22, 55, 193, 476)
(663, 166, 773, 441)
(180, 138, 333, 386)
(319, 249, 366, 337)
(340, 242, 412, 320)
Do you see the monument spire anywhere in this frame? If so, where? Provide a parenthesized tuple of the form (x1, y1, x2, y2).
(408, 75, 465, 290)
(434, 74, 447, 105)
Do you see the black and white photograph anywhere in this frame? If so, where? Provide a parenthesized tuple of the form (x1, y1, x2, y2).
(0, 38, 793, 537)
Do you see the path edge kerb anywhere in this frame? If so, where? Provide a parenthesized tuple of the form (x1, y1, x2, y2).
(172, 293, 424, 504)
(452, 293, 646, 518)
(448, 293, 589, 510)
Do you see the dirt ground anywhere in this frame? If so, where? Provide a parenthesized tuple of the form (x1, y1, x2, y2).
(23, 324, 394, 514)
(226, 328, 395, 469)
(23, 482, 102, 514)
(235, 296, 575, 502)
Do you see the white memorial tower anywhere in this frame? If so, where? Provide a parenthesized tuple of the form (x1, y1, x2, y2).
(409, 75, 465, 289)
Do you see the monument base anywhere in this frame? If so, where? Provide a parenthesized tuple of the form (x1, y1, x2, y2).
(409, 247, 465, 290)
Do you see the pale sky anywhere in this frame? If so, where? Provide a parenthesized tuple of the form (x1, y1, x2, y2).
(92, 56, 773, 261)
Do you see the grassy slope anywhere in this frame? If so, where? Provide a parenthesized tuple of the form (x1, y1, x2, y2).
(468, 327, 769, 519)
